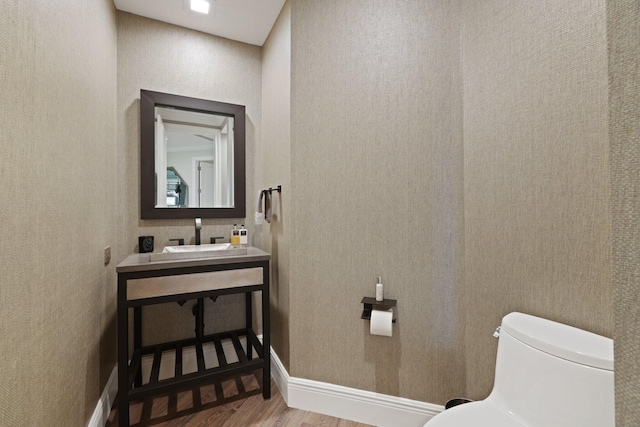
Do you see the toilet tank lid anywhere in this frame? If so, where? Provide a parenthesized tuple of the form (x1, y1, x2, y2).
(500, 312, 614, 371)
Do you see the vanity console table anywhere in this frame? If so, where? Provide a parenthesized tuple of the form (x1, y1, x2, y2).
(116, 247, 271, 427)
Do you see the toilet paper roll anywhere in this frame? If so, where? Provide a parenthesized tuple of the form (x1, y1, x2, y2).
(370, 308, 393, 337)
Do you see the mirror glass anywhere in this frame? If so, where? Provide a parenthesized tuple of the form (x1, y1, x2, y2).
(165, 167, 188, 207)
(155, 106, 234, 208)
(140, 90, 246, 219)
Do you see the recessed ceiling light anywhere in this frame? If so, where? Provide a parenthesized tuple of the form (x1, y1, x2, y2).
(190, 0, 210, 14)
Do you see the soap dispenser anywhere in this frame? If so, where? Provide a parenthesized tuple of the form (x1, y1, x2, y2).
(239, 225, 248, 246)
(376, 277, 384, 302)
(231, 224, 240, 246)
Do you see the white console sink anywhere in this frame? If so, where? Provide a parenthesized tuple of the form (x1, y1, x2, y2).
(149, 243, 247, 262)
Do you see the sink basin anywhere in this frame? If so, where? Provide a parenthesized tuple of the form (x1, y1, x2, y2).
(149, 243, 247, 262)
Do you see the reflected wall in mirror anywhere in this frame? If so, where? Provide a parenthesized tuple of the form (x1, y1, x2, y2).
(140, 90, 246, 219)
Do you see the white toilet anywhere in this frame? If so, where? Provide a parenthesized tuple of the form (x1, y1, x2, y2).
(425, 312, 614, 427)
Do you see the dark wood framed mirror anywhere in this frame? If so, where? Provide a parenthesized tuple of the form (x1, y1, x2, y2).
(140, 90, 246, 219)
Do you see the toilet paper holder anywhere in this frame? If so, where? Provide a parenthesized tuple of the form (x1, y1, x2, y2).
(361, 297, 397, 323)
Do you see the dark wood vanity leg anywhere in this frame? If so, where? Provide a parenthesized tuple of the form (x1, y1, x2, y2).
(117, 275, 130, 427)
(133, 306, 142, 387)
(262, 263, 271, 399)
(246, 292, 253, 360)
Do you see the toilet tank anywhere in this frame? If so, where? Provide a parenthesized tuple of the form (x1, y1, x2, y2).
(488, 312, 614, 427)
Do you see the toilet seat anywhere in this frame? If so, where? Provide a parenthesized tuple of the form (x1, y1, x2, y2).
(425, 401, 528, 427)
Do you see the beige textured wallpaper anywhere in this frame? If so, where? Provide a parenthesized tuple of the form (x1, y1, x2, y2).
(289, 0, 466, 403)
(608, 2, 640, 425)
(462, 0, 612, 399)
(0, 1, 630, 425)
(0, 1, 118, 425)
(282, 0, 614, 408)
(116, 12, 264, 345)
(0, 2, 628, 424)
(262, 2, 292, 371)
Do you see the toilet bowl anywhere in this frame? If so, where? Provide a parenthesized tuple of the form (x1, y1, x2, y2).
(425, 312, 614, 427)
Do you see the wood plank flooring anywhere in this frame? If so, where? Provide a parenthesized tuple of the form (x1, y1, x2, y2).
(106, 370, 373, 427)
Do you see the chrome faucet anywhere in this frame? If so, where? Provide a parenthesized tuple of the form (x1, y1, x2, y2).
(195, 217, 202, 245)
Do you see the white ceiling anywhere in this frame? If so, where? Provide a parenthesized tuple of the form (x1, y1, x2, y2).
(113, 0, 285, 46)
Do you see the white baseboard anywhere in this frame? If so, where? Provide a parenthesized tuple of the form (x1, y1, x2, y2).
(269, 345, 289, 402)
(87, 366, 118, 427)
(88, 344, 443, 427)
(270, 349, 443, 427)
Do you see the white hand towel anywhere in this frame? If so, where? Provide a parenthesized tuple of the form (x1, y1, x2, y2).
(255, 190, 264, 225)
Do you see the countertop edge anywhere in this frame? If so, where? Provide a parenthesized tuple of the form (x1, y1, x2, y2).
(116, 246, 271, 273)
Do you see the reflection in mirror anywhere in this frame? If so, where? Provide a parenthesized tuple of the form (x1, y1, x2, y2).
(140, 90, 246, 219)
(155, 106, 234, 208)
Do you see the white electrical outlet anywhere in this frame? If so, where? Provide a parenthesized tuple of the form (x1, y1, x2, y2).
(104, 246, 111, 266)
